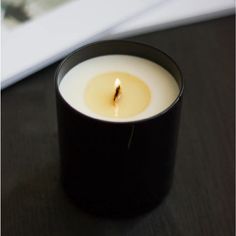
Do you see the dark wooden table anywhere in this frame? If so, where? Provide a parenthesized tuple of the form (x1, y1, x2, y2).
(2, 16, 235, 236)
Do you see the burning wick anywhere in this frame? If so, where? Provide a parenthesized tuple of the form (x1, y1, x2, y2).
(113, 78, 121, 104)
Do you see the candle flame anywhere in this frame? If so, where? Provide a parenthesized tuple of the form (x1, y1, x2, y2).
(115, 78, 121, 89)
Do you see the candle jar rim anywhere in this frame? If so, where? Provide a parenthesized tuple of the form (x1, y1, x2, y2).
(55, 40, 184, 124)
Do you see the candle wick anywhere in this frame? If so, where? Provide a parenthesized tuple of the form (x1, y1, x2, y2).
(113, 85, 121, 103)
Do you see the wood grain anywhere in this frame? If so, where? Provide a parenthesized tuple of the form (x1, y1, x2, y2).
(2, 16, 235, 236)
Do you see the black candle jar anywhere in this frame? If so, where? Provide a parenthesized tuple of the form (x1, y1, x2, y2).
(55, 40, 184, 218)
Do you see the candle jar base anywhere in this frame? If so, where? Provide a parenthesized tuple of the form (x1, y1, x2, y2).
(63, 179, 171, 218)
(59, 122, 178, 218)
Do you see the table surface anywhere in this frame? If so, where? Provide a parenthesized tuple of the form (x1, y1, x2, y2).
(2, 16, 235, 236)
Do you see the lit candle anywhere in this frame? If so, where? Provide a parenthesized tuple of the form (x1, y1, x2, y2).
(59, 55, 179, 122)
(55, 40, 184, 218)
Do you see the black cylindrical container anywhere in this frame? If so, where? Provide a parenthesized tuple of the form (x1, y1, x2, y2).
(55, 40, 184, 218)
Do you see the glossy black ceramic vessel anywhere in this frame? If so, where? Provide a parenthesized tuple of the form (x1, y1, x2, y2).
(55, 40, 184, 218)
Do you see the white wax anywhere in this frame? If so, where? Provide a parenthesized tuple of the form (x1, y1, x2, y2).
(59, 55, 180, 122)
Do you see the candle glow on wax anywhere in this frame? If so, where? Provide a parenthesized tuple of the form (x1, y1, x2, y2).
(85, 71, 151, 119)
(59, 55, 180, 122)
